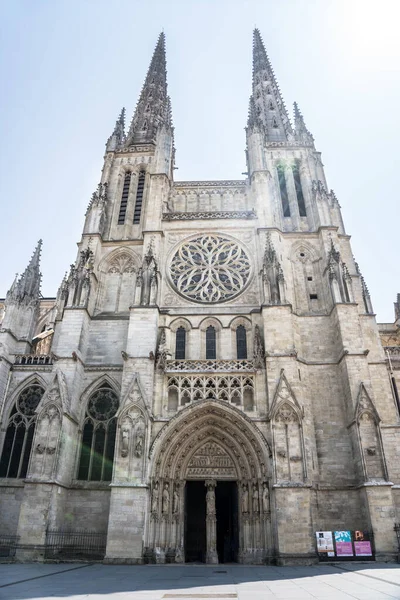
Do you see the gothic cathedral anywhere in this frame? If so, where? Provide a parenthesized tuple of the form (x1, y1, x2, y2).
(1, 30, 400, 565)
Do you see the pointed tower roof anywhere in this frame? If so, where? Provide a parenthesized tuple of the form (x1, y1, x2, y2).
(106, 107, 126, 151)
(293, 102, 314, 146)
(8, 240, 42, 304)
(126, 32, 173, 146)
(248, 29, 293, 142)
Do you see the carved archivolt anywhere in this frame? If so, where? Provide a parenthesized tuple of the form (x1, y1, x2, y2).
(150, 401, 270, 481)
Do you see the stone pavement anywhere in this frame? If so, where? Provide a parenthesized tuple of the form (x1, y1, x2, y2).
(1, 563, 400, 600)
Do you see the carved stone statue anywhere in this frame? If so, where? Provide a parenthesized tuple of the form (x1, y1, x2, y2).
(241, 483, 249, 513)
(252, 484, 259, 513)
(262, 482, 270, 513)
(135, 435, 143, 458)
(173, 486, 179, 514)
(253, 325, 264, 368)
(138, 242, 158, 306)
(162, 482, 170, 514)
(206, 485, 216, 515)
(151, 482, 159, 513)
(121, 424, 130, 457)
(134, 418, 145, 458)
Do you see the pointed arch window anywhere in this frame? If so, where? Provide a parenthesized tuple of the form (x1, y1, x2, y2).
(277, 164, 290, 217)
(133, 170, 146, 224)
(206, 326, 216, 360)
(118, 172, 131, 225)
(175, 327, 186, 360)
(292, 161, 307, 217)
(77, 384, 119, 482)
(236, 325, 247, 359)
(0, 385, 44, 478)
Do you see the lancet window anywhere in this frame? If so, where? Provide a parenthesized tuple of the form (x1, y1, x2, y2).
(206, 326, 216, 359)
(133, 170, 146, 224)
(77, 384, 119, 482)
(292, 162, 307, 217)
(277, 164, 290, 217)
(175, 327, 186, 360)
(0, 384, 44, 478)
(118, 172, 131, 225)
(236, 325, 248, 360)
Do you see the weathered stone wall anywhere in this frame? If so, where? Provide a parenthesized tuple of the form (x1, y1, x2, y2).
(0, 484, 24, 535)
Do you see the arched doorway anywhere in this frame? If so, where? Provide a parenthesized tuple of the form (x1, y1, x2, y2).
(146, 401, 272, 564)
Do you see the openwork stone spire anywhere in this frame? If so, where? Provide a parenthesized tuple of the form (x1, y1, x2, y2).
(106, 107, 126, 151)
(248, 29, 293, 142)
(293, 102, 314, 146)
(7, 240, 42, 305)
(126, 32, 173, 146)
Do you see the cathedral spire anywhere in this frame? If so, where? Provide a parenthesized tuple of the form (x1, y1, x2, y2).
(125, 32, 172, 146)
(249, 29, 293, 142)
(293, 102, 314, 146)
(7, 240, 42, 304)
(106, 107, 126, 151)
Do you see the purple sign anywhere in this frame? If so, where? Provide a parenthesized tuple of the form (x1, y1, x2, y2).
(336, 541, 353, 556)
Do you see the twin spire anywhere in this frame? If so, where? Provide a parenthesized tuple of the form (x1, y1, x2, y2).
(107, 32, 173, 151)
(107, 29, 314, 151)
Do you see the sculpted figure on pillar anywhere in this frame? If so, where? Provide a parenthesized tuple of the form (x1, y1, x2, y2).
(137, 239, 159, 306)
(253, 325, 264, 368)
(173, 485, 180, 514)
(252, 483, 259, 514)
(151, 481, 159, 513)
(162, 482, 170, 514)
(206, 483, 216, 515)
(241, 483, 249, 513)
(262, 482, 270, 513)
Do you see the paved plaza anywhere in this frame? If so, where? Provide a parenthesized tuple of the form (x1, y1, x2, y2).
(1, 563, 400, 600)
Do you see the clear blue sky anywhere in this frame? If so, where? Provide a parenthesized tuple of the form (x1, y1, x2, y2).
(1, 0, 399, 322)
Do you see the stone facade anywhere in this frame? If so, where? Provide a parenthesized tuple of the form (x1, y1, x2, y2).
(1, 30, 399, 565)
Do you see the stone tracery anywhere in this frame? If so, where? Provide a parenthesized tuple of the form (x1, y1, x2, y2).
(169, 234, 252, 303)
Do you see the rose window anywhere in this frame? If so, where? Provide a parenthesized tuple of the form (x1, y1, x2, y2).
(169, 235, 251, 303)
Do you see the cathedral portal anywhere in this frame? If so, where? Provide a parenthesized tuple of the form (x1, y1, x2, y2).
(146, 402, 272, 564)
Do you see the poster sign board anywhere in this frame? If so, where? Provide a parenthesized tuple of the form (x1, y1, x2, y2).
(354, 531, 372, 557)
(334, 531, 353, 556)
(316, 529, 374, 561)
(316, 531, 335, 557)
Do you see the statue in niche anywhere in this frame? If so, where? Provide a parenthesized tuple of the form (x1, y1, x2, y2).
(241, 484, 249, 513)
(262, 482, 270, 513)
(151, 482, 159, 513)
(134, 418, 145, 458)
(138, 239, 158, 306)
(120, 423, 130, 457)
(162, 482, 170, 514)
(252, 484, 259, 513)
(173, 486, 180, 514)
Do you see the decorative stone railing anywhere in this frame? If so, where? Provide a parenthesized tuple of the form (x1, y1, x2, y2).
(14, 354, 53, 366)
(163, 210, 256, 221)
(166, 180, 250, 216)
(165, 359, 256, 373)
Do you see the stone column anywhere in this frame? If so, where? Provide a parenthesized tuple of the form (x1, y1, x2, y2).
(205, 480, 218, 564)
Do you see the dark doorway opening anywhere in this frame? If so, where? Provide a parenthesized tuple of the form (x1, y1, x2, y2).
(185, 481, 206, 562)
(215, 481, 239, 563)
